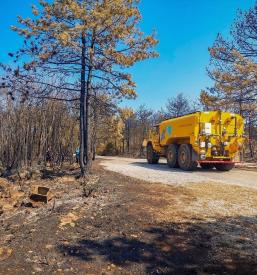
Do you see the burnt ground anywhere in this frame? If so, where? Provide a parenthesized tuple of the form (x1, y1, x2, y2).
(0, 159, 257, 274)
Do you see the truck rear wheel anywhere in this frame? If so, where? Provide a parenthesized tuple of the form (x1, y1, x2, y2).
(147, 144, 159, 164)
(200, 163, 214, 170)
(215, 163, 235, 171)
(167, 144, 178, 168)
(178, 144, 197, 171)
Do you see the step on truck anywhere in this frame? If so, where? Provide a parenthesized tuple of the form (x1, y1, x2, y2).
(143, 111, 245, 171)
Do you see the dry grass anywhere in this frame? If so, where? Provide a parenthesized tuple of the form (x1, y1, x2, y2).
(131, 180, 257, 222)
(141, 181, 257, 268)
(184, 182, 257, 218)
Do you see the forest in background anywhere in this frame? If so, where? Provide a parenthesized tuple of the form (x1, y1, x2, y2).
(0, 0, 257, 173)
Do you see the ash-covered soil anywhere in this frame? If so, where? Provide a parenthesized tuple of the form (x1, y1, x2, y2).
(0, 160, 257, 274)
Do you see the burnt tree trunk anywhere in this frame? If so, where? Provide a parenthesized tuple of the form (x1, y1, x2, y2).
(248, 114, 254, 159)
(84, 32, 95, 173)
(79, 32, 86, 176)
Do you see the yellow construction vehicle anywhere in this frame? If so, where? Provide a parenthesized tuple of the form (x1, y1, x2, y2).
(143, 111, 244, 171)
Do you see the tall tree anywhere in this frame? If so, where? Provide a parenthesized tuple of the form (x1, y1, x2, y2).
(206, 2, 257, 159)
(165, 93, 192, 118)
(136, 104, 153, 155)
(119, 107, 134, 154)
(5, 0, 158, 175)
(232, 3, 257, 58)
(208, 50, 257, 113)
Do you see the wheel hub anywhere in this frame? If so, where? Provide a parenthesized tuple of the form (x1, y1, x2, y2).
(168, 151, 173, 160)
(181, 151, 186, 163)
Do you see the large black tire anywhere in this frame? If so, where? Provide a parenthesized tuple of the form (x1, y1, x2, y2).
(147, 143, 159, 164)
(178, 144, 198, 171)
(200, 163, 214, 170)
(167, 144, 179, 168)
(215, 163, 235, 171)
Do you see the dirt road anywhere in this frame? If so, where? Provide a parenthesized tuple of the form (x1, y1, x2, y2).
(101, 156, 257, 189)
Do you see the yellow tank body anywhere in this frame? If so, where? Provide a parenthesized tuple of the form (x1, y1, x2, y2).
(144, 111, 244, 171)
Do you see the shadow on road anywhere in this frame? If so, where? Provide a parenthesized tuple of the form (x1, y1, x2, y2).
(131, 161, 227, 174)
(58, 215, 257, 274)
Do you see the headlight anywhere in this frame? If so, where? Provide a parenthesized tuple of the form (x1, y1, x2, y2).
(200, 154, 206, 160)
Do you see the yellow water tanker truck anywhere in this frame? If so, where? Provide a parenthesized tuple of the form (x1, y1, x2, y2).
(143, 111, 244, 171)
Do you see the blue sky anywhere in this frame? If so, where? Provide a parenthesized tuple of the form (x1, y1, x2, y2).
(0, 0, 256, 110)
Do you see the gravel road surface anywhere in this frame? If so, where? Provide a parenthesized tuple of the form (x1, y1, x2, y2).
(100, 156, 257, 189)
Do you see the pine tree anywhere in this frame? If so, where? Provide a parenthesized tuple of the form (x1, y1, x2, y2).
(4, 0, 158, 175)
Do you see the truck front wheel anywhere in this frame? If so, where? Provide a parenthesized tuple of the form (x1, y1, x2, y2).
(147, 144, 159, 164)
(178, 144, 198, 171)
(215, 163, 235, 171)
(167, 144, 178, 168)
